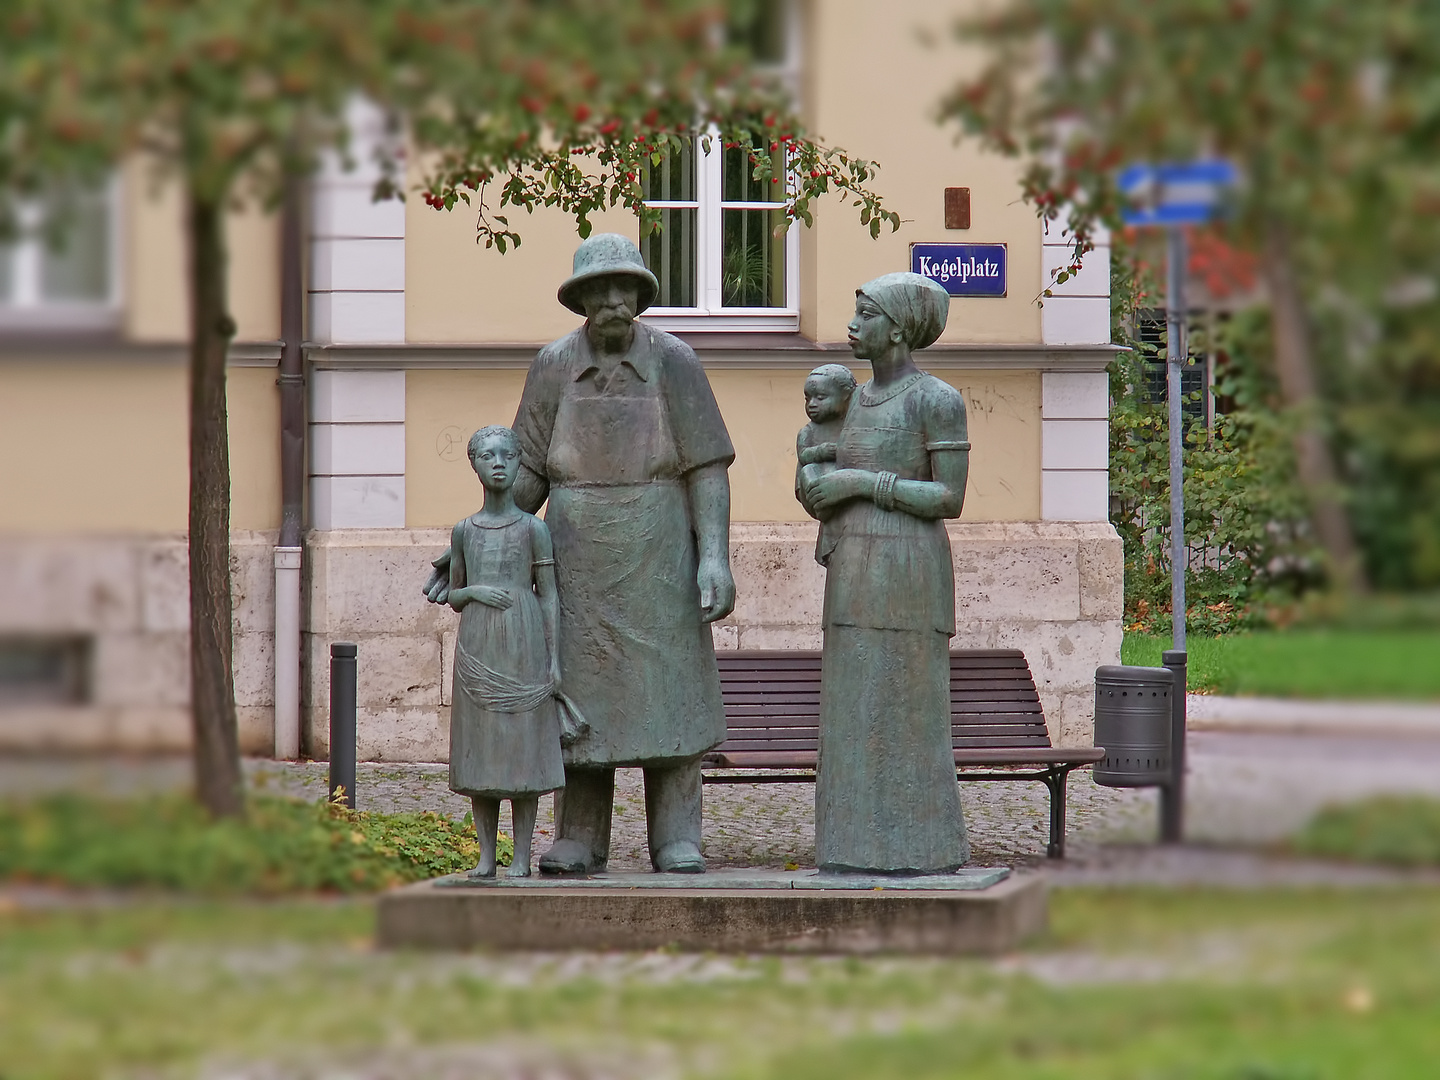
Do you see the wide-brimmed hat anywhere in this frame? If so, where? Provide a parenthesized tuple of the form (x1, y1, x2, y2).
(556, 233, 660, 316)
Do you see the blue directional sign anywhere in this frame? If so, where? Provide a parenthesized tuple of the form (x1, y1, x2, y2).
(1118, 161, 1238, 226)
(910, 243, 1007, 297)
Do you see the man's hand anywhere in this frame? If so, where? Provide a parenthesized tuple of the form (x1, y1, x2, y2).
(697, 557, 736, 624)
(423, 549, 453, 605)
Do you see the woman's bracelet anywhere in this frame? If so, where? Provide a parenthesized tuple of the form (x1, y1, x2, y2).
(873, 471, 899, 512)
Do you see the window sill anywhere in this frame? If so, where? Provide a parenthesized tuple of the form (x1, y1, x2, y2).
(0, 305, 122, 335)
(641, 310, 800, 334)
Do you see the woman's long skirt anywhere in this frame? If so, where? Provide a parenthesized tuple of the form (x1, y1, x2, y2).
(815, 624, 969, 873)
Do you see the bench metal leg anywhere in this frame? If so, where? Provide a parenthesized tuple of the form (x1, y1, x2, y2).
(1042, 768, 1069, 859)
(957, 766, 1084, 860)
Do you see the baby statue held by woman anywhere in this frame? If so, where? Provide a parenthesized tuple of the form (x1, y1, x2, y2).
(795, 363, 858, 567)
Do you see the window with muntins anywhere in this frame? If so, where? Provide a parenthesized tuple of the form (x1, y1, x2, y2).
(639, 137, 795, 326)
(639, 1, 799, 331)
(0, 179, 120, 331)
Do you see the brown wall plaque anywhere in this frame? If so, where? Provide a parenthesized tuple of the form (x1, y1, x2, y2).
(944, 187, 971, 230)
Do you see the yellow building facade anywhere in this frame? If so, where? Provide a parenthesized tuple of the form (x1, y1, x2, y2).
(0, 0, 1120, 759)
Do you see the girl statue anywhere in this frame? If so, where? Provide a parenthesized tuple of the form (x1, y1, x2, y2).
(798, 273, 971, 874)
(447, 425, 584, 878)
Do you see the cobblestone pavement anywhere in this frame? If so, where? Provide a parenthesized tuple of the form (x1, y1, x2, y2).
(244, 758, 1153, 872)
(8, 728, 1440, 882)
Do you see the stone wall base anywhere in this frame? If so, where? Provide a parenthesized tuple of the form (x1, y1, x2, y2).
(0, 521, 1121, 757)
(0, 532, 278, 755)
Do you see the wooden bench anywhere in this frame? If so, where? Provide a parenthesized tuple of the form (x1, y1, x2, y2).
(701, 649, 1104, 858)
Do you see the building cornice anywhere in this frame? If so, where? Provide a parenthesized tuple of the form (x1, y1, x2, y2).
(308, 338, 1125, 372)
(0, 337, 282, 366)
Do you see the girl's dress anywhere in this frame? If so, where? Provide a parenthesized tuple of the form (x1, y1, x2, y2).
(448, 513, 565, 798)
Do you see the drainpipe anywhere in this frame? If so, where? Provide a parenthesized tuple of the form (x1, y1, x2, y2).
(273, 171, 306, 760)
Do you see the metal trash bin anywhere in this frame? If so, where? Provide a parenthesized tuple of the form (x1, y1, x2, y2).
(1093, 665, 1174, 787)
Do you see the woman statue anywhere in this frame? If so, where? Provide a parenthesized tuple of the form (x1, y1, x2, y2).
(799, 272, 971, 874)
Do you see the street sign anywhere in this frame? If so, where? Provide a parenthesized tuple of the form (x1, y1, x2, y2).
(1118, 161, 1238, 226)
(910, 242, 1007, 297)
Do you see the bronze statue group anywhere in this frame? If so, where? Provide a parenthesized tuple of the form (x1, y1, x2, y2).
(424, 235, 969, 878)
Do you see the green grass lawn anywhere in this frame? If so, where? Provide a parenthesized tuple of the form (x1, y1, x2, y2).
(1122, 629, 1440, 700)
(4, 888, 1440, 1079)
(0, 793, 505, 894)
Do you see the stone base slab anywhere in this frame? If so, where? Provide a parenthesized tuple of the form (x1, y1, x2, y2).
(434, 867, 1011, 891)
(376, 870, 1047, 954)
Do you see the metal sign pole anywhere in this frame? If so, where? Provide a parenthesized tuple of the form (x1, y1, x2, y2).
(1115, 160, 1234, 848)
(1160, 649, 1188, 842)
(1166, 225, 1187, 654)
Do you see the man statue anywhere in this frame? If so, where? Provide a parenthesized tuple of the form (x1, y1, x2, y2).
(424, 233, 735, 874)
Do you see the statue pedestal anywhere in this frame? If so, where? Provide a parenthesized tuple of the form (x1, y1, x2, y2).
(376, 868, 1046, 955)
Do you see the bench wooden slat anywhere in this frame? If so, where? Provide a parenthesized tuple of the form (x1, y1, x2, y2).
(722, 707, 1046, 718)
(952, 724, 1051, 736)
(721, 693, 822, 705)
(950, 706, 1045, 719)
(717, 649, 1028, 664)
(724, 719, 820, 729)
(955, 747, 1105, 766)
(706, 750, 817, 769)
(954, 682, 1036, 692)
(706, 746, 1105, 770)
(717, 676, 823, 685)
(955, 706, 1048, 714)
(720, 690, 1044, 702)
(720, 688, 1048, 696)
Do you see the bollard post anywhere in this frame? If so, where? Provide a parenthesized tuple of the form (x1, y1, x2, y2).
(1160, 650, 1188, 843)
(329, 642, 357, 809)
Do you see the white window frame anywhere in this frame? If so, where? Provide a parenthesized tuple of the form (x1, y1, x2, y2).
(641, 129, 800, 333)
(0, 175, 123, 333)
(641, 1, 803, 334)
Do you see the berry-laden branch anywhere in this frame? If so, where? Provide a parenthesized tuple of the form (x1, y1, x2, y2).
(417, 118, 899, 251)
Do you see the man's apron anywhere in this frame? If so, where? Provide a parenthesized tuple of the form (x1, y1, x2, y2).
(543, 378, 727, 766)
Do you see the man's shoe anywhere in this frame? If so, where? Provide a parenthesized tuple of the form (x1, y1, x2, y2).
(652, 840, 705, 874)
(538, 837, 593, 875)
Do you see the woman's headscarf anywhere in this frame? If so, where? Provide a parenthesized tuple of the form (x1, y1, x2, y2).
(857, 272, 951, 351)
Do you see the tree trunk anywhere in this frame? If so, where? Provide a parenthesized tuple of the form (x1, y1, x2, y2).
(187, 185, 244, 818)
(1261, 221, 1368, 593)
